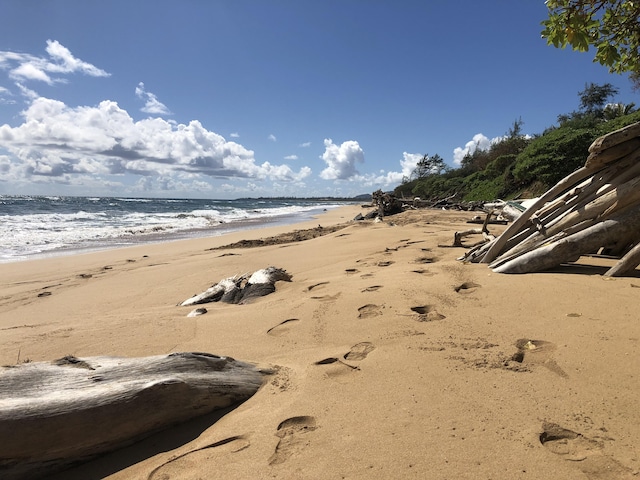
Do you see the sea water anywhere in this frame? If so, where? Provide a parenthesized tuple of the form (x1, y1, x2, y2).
(0, 195, 354, 263)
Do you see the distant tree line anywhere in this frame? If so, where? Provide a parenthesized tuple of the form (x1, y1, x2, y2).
(394, 83, 639, 201)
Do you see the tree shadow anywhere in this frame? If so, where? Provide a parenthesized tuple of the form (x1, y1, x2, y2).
(49, 403, 242, 480)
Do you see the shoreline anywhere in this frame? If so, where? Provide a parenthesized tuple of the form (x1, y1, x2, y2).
(2, 206, 639, 479)
(0, 204, 360, 265)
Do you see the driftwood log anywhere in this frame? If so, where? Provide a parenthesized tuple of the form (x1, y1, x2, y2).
(180, 266, 292, 306)
(0, 352, 265, 480)
(462, 122, 640, 277)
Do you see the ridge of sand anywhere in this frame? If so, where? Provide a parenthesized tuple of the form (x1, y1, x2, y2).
(1, 206, 638, 479)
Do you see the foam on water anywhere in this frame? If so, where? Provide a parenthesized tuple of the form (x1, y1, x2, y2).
(0, 195, 353, 262)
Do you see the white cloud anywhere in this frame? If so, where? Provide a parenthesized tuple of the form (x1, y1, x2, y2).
(299, 141, 311, 147)
(15, 82, 40, 100)
(0, 40, 109, 85)
(320, 138, 364, 180)
(284, 154, 298, 160)
(0, 86, 15, 104)
(268, 134, 277, 142)
(135, 82, 171, 115)
(230, 132, 240, 138)
(339, 152, 422, 189)
(452, 133, 504, 165)
(0, 96, 311, 187)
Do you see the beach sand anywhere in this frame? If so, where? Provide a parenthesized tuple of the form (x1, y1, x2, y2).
(1, 206, 639, 479)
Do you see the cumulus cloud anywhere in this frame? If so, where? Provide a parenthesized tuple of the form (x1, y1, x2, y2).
(345, 152, 423, 188)
(135, 82, 171, 115)
(268, 134, 277, 142)
(0, 96, 311, 185)
(230, 132, 240, 138)
(320, 139, 364, 180)
(0, 40, 109, 85)
(299, 141, 311, 147)
(284, 154, 298, 160)
(452, 133, 504, 165)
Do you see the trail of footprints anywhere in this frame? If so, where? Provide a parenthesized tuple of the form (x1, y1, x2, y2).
(257, 237, 601, 472)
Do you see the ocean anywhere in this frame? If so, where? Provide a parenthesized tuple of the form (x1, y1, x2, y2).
(0, 195, 356, 263)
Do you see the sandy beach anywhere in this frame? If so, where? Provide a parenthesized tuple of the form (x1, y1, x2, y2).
(1, 205, 639, 479)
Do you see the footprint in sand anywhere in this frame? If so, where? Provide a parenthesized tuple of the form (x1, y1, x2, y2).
(540, 422, 633, 479)
(314, 357, 358, 370)
(376, 260, 394, 267)
(414, 255, 437, 264)
(454, 281, 481, 293)
(358, 304, 383, 319)
(411, 268, 435, 276)
(307, 282, 329, 292)
(411, 305, 446, 322)
(267, 318, 300, 337)
(510, 339, 568, 378)
(344, 342, 375, 361)
(361, 285, 382, 292)
(148, 436, 250, 480)
(345, 268, 359, 274)
(269, 416, 318, 465)
(310, 293, 341, 302)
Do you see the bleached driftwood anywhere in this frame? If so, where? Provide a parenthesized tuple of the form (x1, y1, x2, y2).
(180, 266, 292, 306)
(453, 211, 495, 247)
(0, 352, 265, 480)
(492, 207, 640, 274)
(463, 122, 640, 276)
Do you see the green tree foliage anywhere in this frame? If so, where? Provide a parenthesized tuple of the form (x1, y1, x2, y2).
(603, 101, 636, 120)
(557, 82, 620, 125)
(541, 1, 640, 88)
(412, 154, 448, 180)
(395, 119, 532, 201)
(393, 89, 640, 202)
(578, 82, 619, 114)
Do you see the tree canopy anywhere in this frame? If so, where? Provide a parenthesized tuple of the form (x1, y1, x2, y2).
(541, 1, 640, 88)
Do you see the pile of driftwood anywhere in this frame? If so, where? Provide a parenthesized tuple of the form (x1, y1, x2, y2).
(461, 122, 640, 277)
(372, 189, 404, 217)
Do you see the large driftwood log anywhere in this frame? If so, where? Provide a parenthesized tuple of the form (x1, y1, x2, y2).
(0, 352, 265, 480)
(588, 122, 640, 154)
(492, 207, 640, 274)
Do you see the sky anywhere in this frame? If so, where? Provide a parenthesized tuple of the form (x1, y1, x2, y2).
(0, 1, 638, 199)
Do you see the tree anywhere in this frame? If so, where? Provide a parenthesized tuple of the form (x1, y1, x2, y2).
(541, 1, 640, 88)
(578, 82, 619, 114)
(507, 117, 525, 138)
(412, 154, 447, 179)
(603, 101, 636, 120)
(557, 82, 620, 125)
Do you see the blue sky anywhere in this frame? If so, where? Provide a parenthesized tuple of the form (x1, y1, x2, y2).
(0, 1, 637, 199)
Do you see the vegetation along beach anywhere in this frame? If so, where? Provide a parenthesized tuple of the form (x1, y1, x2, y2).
(1, 1, 640, 479)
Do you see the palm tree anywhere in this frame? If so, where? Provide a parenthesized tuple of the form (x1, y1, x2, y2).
(603, 102, 637, 121)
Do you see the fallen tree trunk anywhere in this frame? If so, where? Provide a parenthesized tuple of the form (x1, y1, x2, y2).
(492, 207, 640, 274)
(0, 352, 265, 480)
